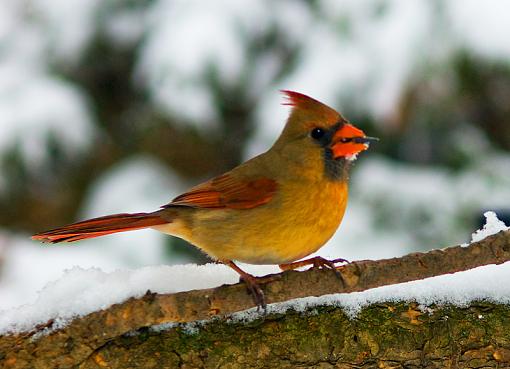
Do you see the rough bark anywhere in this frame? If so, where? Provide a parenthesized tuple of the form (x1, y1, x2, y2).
(77, 302, 510, 368)
(1, 229, 510, 368)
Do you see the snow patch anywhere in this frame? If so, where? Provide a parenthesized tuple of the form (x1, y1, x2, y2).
(448, 0, 510, 60)
(0, 264, 233, 335)
(31, 0, 101, 62)
(0, 69, 95, 165)
(137, 0, 313, 127)
(471, 211, 509, 243)
(0, 263, 278, 335)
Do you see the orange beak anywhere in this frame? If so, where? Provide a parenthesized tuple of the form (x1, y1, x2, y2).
(331, 123, 378, 159)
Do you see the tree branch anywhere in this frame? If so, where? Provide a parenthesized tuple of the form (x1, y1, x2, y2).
(1, 229, 510, 368)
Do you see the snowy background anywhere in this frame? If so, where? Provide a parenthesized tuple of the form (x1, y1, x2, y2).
(1, 1, 510, 311)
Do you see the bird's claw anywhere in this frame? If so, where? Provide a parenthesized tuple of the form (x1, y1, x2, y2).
(279, 256, 348, 286)
(310, 257, 348, 285)
(239, 276, 267, 311)
(238, 274, 282, 311)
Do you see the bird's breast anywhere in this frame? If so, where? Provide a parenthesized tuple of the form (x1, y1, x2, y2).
(271, 179, 349, 262)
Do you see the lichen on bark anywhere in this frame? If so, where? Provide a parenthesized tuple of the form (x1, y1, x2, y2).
(76, 301, 510, 369)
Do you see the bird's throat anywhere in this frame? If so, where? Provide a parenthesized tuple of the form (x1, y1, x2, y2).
(323, 148, 350, 181)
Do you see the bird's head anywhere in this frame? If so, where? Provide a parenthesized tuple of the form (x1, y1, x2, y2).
(273, 90, 377, 180)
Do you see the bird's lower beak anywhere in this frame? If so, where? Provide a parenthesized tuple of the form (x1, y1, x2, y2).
(331, 124, 378, 159)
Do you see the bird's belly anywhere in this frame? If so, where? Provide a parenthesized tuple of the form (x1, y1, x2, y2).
(183, 181, 348, 264)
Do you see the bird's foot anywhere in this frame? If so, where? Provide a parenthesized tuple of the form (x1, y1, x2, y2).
(279, 256, 348, 284)
(223, 260, 280, 311)
(238, 274, 267, 310)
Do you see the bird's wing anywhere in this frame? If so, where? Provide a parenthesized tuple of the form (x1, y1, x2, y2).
(164, 174, 278, 210)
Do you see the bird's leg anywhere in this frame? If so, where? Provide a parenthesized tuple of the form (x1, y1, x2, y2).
(226, 260, 267, 310)
(223, 260, 278, 310)
(279, 256, 348, 281)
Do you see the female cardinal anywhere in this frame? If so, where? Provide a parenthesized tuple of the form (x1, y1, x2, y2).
(33, 91, 377, 307)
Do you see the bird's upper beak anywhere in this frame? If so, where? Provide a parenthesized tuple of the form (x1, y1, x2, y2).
(331, 123, 379, 159)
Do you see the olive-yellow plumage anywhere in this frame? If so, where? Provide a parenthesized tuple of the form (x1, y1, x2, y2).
(154, 155, 349, 265)
(32, 91, 376, 302)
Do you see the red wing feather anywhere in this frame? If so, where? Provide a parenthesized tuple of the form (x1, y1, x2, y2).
(168, 174, 277, 210)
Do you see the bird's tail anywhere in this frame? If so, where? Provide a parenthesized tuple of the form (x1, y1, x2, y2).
(31, 212, 168, 243)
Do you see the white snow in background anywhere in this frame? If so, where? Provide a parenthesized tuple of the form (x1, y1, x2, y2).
(0, 156, 189, 310)
(5, 0, 509, 160)
(0, 0, 100, 66)
(138, 0, 252, 124)
(0, 70, 94, 163)
(341, 155, 510, 249)
(105, 7, 147, 47)
(248, 1, 510, 156)
(0, 214, 507, 335)
(0, 5, 47, 72)
(0, 2, 97, 161)
(359, 0, 431, 120)
(79, 156, 187, 266)
(0, 0, 100, 164)
(351, 156, 459, 245)
(471, 211, 509, 243)
(81, 156, 183, 217)
(30, 0, 101, 62)
(448, 0, 510, 60)
(325, 0, 431, 120)
(459, 154, 510, 211)
(138, 0, 312, 126)
(247, 0, 432, 157)
(0, 3, 15, 40)
(312, 201, 415, 262)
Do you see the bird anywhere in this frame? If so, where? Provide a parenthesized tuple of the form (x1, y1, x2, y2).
(32, 91, 378, 307)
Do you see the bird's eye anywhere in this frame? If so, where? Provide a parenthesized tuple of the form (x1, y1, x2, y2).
(310, 127, 325, 140)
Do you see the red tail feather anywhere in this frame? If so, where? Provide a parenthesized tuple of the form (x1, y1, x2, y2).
(32, 212, 168, 243)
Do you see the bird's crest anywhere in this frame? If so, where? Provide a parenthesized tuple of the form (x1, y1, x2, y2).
(282, 90, 322, 109)
(281, 90, 341, 125)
